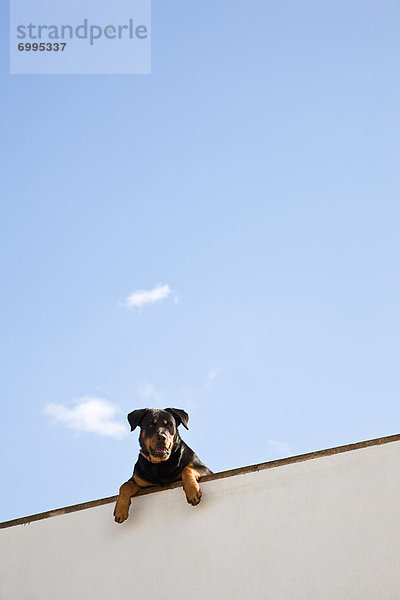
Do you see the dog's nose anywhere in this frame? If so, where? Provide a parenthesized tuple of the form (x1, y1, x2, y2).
(157, 432, 167, 443)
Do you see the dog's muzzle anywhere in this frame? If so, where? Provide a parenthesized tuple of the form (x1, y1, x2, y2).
(150, 445, 170, 459)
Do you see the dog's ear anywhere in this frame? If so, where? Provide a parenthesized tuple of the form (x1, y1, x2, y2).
(127, 409, 148, 432)
(165, 408, 189, 430)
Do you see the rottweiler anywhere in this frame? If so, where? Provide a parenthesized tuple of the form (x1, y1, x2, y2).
(114, 407, 212, 523)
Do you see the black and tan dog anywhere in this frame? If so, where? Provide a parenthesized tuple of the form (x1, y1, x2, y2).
(114, 408, 212, 523)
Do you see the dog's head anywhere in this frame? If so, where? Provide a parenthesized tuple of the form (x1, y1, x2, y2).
(127, 408, 189, 463)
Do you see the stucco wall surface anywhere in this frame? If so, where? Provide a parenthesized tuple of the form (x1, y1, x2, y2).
(1, 440, 399, 600)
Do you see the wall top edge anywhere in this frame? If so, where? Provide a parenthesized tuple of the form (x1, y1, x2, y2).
(1, 432, 399, 530)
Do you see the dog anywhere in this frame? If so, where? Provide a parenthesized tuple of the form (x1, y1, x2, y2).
(114, 408, 212, 523)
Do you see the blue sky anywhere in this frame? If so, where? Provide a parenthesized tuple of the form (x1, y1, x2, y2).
(1, 0, 399, 522)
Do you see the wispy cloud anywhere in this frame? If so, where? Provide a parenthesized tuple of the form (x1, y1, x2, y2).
(204, 367, 221, 389)
(122, 284, 171, 309)
(137, 382, 161, 402)
(266, 439, 292, 456)
(44, 396, 127, 439)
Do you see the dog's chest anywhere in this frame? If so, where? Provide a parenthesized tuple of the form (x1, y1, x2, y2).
(138, 445, 185, 484)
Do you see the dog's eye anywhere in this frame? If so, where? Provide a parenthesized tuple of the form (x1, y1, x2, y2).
(149, 423, 154, 430)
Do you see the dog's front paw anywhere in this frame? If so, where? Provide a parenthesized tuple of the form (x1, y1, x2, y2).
(185, 485, 202, 506)
(114, 502, 130, 523)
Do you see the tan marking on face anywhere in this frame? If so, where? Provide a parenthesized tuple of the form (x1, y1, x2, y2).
(140, 431, 152, 455)
(143, 430, 175, 462)
(165, 431, 175, 449)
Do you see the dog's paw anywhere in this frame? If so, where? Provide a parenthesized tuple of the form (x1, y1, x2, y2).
(114, 503, 130, 523)
(185, 486, 202, 506)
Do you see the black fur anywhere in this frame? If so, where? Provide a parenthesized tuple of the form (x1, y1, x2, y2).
(128, 408, 212, 485)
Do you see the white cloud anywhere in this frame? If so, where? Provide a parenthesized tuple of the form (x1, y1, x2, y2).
(123, 284, 171, 309)
(137, 382, 161, 402)
(204, 367, 221, 389)
(44, 396, 127, 439)
(266, 439, 292, 456)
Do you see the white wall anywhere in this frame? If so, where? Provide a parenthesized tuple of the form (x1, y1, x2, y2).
(1, 440, 399, 600)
